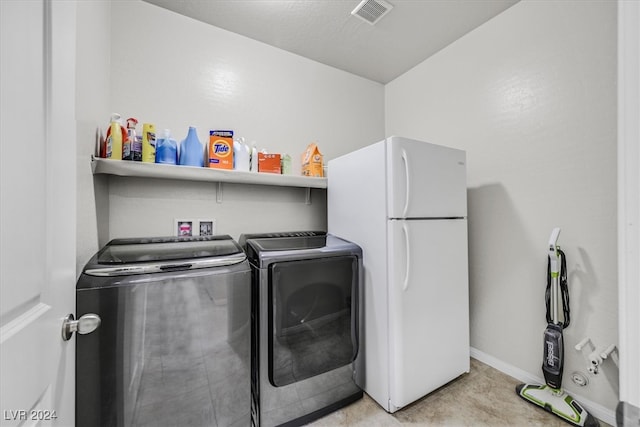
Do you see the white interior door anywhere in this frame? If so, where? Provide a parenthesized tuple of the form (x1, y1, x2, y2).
(387, 218, 470, 411)
(0, 1, 76, 425)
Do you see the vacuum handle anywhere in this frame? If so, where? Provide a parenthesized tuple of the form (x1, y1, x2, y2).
(547, 227, 562, 325)
(548, 227, 561, 276)
(548, 228, 561, 251)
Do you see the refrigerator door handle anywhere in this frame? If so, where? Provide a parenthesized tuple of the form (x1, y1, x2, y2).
(351, 260, 360, 362)
(402, 222, 410, 291)
(401, 149, 410, 217)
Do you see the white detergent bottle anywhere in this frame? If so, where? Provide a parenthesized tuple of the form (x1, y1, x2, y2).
(233, 137, 251, 171)
(249, 141, 259, 172)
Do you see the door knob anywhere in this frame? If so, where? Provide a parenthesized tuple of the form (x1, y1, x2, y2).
(61, 313, 101, 341)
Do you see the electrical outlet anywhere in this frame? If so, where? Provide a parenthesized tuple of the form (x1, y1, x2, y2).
(174, 219, 216, 236)
(175, 219, 196, 236)
(197, 219, 216, 237)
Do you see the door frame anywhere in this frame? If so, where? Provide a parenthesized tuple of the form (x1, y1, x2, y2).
(618, 0, 640, 410)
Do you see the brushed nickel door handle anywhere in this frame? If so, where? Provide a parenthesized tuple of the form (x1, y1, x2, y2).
(61, 313, 101, 341)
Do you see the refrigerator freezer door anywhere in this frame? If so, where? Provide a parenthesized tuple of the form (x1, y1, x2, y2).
(387, 218, 470, 411)
(386, 136, 467, 219)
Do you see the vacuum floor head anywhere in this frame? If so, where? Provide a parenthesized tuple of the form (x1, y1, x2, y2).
(516, 383, 599, 427)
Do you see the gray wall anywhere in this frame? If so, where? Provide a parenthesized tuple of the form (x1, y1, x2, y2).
(385, 0, 618, 412)
(110, 1, 385, 166)
(75, 0, 385, 273)
(105, 0, 383, 243)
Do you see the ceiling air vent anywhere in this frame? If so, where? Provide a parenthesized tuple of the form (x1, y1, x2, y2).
(351, 0, 394, 25)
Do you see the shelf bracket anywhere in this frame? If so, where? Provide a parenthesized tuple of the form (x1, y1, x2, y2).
(216, 182, 223, 203)
(305, 188, 311, 205)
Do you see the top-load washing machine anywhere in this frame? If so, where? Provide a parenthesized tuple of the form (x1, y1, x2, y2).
(75, 235, 251, 427)
(241, 232, 363, 427)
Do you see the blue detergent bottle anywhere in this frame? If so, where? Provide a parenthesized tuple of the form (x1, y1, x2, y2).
(155, 129, 178, 165)
(179, 126, 204, 167)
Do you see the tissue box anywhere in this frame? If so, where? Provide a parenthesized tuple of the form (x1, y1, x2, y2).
(258, 153, 281, 174)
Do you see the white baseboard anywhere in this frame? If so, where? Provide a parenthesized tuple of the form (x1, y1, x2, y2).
(470, 347, 617, 426)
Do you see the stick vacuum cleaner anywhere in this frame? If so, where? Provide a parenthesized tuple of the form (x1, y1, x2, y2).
(516, 228, 599, 427)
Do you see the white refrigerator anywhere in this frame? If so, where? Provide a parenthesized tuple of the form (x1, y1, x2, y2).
(328, 136, 470, 413)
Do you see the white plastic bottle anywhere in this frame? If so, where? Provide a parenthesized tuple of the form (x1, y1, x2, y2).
(250, 141, 259, 172)
(233, 137, 251, 171)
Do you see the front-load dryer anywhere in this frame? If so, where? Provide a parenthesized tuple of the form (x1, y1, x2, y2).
(242, 232, 363, 427)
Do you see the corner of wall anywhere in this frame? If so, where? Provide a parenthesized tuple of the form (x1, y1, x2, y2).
(75, 0, 112, 276)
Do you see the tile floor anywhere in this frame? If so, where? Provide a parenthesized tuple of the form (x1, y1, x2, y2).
(307, 358, 611, 427)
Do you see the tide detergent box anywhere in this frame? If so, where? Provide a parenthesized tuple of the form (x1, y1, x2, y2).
(209, 130, 234, 169)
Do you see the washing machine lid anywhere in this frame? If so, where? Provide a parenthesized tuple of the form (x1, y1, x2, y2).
(84, 235, 246, 276)
(246, 234, 361, 267)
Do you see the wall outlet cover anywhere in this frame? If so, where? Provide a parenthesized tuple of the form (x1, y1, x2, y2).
(175, 219, 196, 236)
(197, 219, 216, 237)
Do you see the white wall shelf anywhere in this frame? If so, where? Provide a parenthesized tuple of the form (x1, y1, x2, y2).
(91, 156, 327, 189)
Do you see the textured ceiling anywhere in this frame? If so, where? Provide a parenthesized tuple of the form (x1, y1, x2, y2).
(143, 0, 519, 84)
